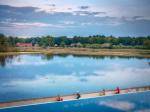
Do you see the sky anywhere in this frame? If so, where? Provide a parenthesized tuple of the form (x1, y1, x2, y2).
(0, 0, 150, 37)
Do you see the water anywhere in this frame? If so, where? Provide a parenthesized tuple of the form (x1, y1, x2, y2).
(0, 91, 150, 112)
(0, 54, 150, 102)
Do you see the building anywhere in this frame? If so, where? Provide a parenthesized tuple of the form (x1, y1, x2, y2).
(16, 43, 32, 47)
(70, 42, 82, 47)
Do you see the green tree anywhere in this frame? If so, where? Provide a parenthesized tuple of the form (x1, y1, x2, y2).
(144, 40, 150, 49)
(46, 36, 54, 47)
(0, 34, 9, 52)
(60, 41, 65, 47)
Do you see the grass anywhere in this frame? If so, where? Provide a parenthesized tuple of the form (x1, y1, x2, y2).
(0, 47, 150, 58)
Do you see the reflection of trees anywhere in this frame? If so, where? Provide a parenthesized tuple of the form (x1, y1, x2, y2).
(0, 54, 147, 67)
(42, 54, 147, 60)
(117, 56, 145, 60)
(148, 62, 150, 66)
(41, 54, 54, 60)
(41, 54, 69, 60)
(72, 54, 146, 60)
(0, 55, 15, 67)
(73, 54, 105, 60)
(56, 54, 69, 58)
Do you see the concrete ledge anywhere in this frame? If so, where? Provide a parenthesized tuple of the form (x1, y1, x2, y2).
(0, 86, 150, 109)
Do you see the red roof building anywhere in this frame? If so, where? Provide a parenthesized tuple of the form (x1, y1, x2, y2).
(16, 43, 32, 47)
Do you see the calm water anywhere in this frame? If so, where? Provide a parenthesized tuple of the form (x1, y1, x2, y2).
(0, 91, 150, 112)
(0, 54, 150, 102)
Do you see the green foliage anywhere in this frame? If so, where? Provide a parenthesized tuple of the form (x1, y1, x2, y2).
(0, 34, 9, 52)
(144, 40, 150, 49)
(60, 41, 66, 47)
(0, 34, 150, 52)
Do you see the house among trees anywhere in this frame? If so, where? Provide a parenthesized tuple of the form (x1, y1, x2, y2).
(70, 42, 82, 47)
(101, 43, 112, 48)
(16, 43, 32, 47)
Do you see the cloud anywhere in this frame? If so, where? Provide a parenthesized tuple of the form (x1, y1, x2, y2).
(48, 4, 56, 7)
(11, 22, 54, 28)
(0, 21, 64, 29)
(79, 6, 90, 10)
(67, 8, 72, 10)
(81, 22, 92, 26)
(0, 74, 79, 88)
(131, 16, 150, 21)
(135, 109, 150, 112)
(99, 101, 135, 111)
(0, 5, 39, 22)
(11, 58, 50, 65)
(0, 5, 148, 27)
(0, 60, 150, 93)
(0, 2, 150, 36)
(79, 78, 88, 82)
(73, 11, 106, 16)
(132, 16, 144, 20)
(0, 5, 38, 15)
(59, 21, 75, 25)
(0, 21, 77, 29)
(1, 75, 51, 87)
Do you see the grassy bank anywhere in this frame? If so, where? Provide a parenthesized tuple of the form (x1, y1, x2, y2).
(0, 47, 150, 58)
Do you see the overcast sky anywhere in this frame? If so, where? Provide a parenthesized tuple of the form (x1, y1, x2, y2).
(0, 0, 150, 37)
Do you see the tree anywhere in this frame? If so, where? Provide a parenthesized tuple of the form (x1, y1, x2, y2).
(46, 36, 54, 47)
(144, 40, 150, 49)
(60, 41, 65, 47)
(0, 34, 9, 52)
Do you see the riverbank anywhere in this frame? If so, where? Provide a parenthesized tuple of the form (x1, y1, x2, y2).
(0, 86, 150, 109)
(0, 48, 150, 58)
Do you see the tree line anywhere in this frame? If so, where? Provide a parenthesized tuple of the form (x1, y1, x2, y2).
(0, 33, 150, 52)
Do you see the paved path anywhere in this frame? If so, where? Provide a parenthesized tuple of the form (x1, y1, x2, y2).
(0, 86, 150, 109)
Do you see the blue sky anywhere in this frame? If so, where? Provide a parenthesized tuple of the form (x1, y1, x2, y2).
(0, 0, 150, 37)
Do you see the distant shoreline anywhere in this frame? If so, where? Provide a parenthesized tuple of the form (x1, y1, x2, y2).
(0, 48, 150, 58)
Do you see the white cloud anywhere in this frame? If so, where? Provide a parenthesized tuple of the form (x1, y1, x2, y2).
(59, 21, 75, 25)
(0, 0, 150, 19)
(1, 75, 51, 87)
(99, 101, 135, 111)
(0, 21, 75, 29)
(81, 22, 92, 26)
(11, 22, 63, 28)
(1, 74, 78, 88)
(12, 60, 49, 66)
(13, 22, 52, 27)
